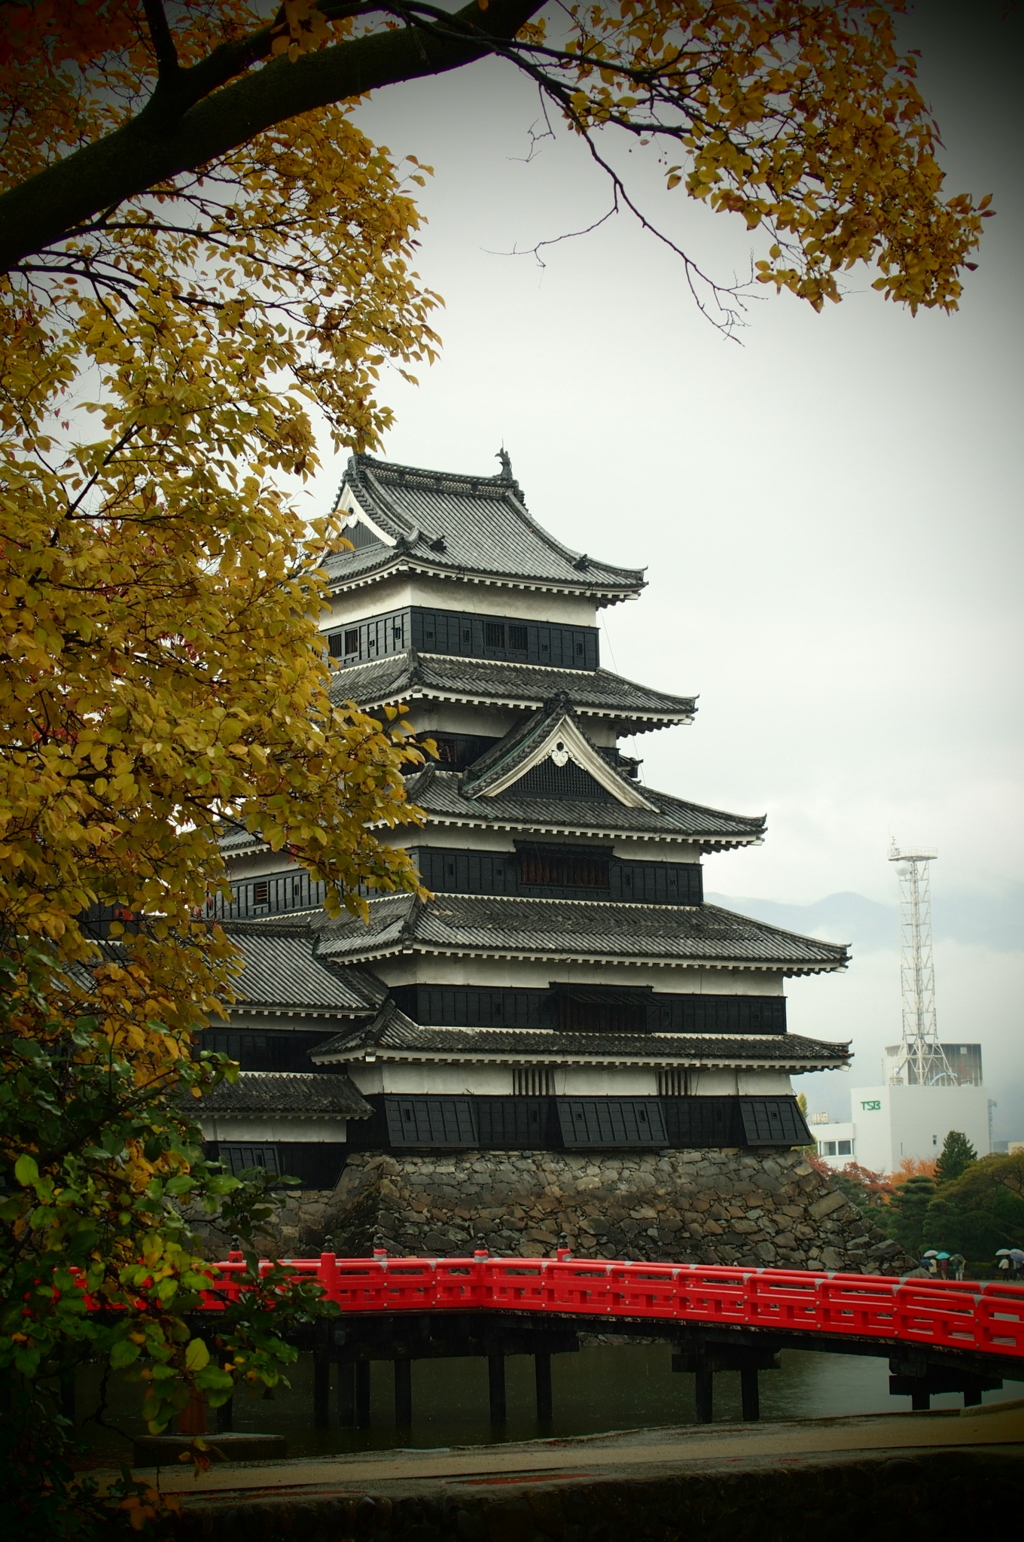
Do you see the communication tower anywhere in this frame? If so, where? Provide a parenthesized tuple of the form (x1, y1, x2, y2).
(886, 840, 955, 1086)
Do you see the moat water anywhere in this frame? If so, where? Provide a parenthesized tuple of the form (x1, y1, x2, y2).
(75, 1343, 1024, 1462)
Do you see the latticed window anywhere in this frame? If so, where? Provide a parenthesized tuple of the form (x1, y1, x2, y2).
(513, 1067, 555, 1096)
(519, 847, 610, 888)
(508, 624, 528, 650)
(218, 1144, 280, 1177)
(657, 1068, 689, 1097)
(485, 622, 505, 647)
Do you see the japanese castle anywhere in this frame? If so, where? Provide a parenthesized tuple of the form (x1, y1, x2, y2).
(201, 454, 849, 1186)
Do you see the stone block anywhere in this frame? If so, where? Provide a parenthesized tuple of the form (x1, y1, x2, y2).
(808, 1189, 849, 1221)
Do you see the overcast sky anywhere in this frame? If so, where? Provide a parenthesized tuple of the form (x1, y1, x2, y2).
(310, 2, 1023, 1138)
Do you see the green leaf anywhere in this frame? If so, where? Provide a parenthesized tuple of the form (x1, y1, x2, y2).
(109, 1338, 142, 1369)
(184, 1337, 210, 1372)
(14, 1153, 39, 1186)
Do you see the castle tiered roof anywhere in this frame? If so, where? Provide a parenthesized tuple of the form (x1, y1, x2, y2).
(328, 653, 696, 734)
(324, 455, 645, 602)
(310, 1001, 848, 1074)
(209, 451, 850, 1160)
(312, 894, 848, 976)
(406, 766, 764, 849)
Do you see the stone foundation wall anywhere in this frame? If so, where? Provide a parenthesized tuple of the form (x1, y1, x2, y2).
(208, 1148, 909, 1274)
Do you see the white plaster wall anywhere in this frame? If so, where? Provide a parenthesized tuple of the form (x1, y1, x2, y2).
(225, 850, 299, 881)
(561, 1066, 657, 1095)
(612, 839, 702, 864)
(396, 829, 517, 854)
(374, 958, 785, 995)
(736, 1070, 794, 1095)
(686, 1070, 740, 1095)
(200, 1117, 348, 1142)
(403, 705, 517, 739)
(322, 575, 600, 629)
(378, 1063, 514, 1095)
(348, 1063, 385, 1094)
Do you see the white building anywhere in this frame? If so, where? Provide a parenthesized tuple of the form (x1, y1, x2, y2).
(812, 1043, 990, 1174)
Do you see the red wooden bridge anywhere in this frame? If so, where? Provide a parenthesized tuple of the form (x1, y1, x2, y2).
(202, 1250, 1024, 1363)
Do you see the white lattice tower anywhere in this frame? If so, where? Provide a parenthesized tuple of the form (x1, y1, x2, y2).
(887, 840, 955, 1085)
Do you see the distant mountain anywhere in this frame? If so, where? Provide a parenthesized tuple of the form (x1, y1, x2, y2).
(707, 889, 1024, 954)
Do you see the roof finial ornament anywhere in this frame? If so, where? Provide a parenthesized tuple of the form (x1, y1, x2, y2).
(495, 446, 513, 480)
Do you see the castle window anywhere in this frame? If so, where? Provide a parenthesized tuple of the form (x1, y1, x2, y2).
(219, 1144, 280, 1177)
(485, 622, 505, 647)
(519, 847, 610, 888)
(344, 629, 359, 655)
(252, 880, 269, 908)
(514, 1067, 555, 1096)
(508, 624, 528, 650)
(658, 1068, 689, 1097)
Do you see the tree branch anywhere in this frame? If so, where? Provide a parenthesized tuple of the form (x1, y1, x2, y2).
(0, 0, 544, 275)
(141, 0, 181, 81)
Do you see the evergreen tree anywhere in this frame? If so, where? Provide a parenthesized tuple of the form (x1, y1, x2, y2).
(923, 1154, 1024, 1260)
(935, 1130, 978, 1186)
(885, 1174, 938, 1257)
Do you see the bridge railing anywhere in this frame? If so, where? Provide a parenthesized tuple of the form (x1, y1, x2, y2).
(189, 1254, 1024, 1361)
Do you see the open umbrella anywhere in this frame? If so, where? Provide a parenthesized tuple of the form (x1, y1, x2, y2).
(996, 1249, 1012, 1256)
(922, 1250, 939, 1257)
(936, 1252, 951, 1260)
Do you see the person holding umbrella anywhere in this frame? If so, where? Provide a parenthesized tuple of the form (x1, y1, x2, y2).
(936, 1251, 952, 1279)
(921, 1250, 940, 1278)
(948, 1253, 966, 1281)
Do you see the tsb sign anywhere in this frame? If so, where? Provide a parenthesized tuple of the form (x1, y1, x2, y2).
(860, 1100, 882, 1111)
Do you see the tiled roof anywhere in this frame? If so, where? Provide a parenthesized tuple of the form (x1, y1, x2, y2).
(223, 924, 386, 1015)
(407, 767, 765, 849)
(200, 1070, 373, 1118)
(460, 695, 652, 810)
(328, 652, 696, 732)
(462, 696, 574, 792)
(323, 455, 644, 601)
(313, 894, 849, 975)
(312, 1012, 847, 1070)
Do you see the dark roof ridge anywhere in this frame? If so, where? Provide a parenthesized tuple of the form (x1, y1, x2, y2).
(461, 693, 572, 788)
(333, 454, 646, 597)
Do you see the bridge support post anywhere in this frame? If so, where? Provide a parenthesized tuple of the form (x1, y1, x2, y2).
(534, 1352, 553, 1424)
(694, 1362, 714, 1424)
(394, 1358, 413, 1428)
(337, 1363, 355, 1427)
(313, 1355, 331, 1429)
(488, 1353, 507, 1424)
(355, 1360, 371, 1428)
(740, 1365, 759, 1423)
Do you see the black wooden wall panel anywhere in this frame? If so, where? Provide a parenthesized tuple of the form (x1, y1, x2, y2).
(201, 1029, 336, 1072)
(389, 984, 787, 1035)
(557, 1098, 667, 1147)
(411, 846, 703, 906)
(348, 1095, 806, 1150)
(327, 607, 599, 670)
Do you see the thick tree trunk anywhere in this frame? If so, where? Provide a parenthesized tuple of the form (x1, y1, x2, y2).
(0, 0, 543, 274)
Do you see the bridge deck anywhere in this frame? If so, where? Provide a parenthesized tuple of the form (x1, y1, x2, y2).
(195, 1254, 1024, 1365)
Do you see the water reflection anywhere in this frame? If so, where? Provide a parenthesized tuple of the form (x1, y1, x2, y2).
(75, 1344, 1024, 1463)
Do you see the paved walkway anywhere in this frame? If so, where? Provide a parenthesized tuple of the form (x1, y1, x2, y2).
(125, 1397, 1024, 1507)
